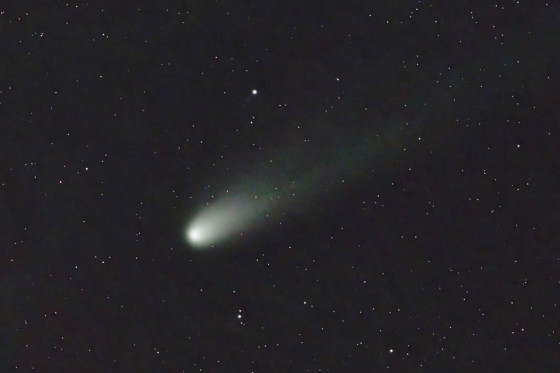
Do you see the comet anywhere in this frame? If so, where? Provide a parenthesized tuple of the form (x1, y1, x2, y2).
(182, 47, 513, 250)
(184, 124, 409, 249)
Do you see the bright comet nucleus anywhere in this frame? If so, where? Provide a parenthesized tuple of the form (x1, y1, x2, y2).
(187, 228, 202, 243)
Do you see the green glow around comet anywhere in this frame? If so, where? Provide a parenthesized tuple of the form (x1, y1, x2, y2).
(184, 123, 417, 249)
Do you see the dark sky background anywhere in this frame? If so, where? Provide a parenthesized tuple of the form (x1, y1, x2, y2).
(1, 1, 559, 371)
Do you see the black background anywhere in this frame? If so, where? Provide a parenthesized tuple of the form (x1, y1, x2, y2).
(1, 1, 559, 371)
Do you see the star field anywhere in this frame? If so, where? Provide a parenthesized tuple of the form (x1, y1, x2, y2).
(1, 1, 559, 371)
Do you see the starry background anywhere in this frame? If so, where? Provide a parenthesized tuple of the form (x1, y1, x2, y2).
(1, 1, 559, 371)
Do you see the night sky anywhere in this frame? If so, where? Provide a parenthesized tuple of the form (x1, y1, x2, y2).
(2, 1, 559, 371)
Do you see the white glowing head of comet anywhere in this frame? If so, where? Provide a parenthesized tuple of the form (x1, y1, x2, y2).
(186, 196, 265, 248)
